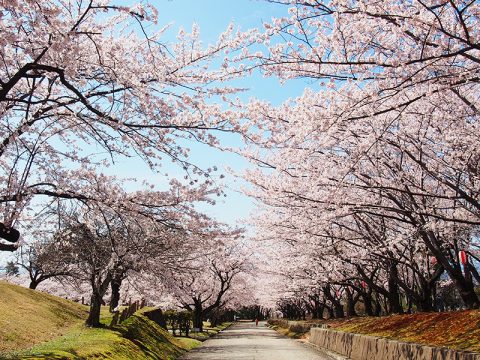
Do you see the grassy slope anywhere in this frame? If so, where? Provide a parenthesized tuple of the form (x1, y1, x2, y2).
(327, 311, 480, 352)
(268, 319, 315, 339)
(0, 281, 88, 354)
(173, 337, 202, 351)
(11, 312, 190, 360)
(274, 327, 306, 339)
(188, 322, 233, 341)
(268, 324, 308, 339)
(0, 281, 200, 359)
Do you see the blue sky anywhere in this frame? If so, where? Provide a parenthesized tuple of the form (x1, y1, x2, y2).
(108, 0, 310, 228)
(0, 0, 312, 266)
(153, 0, 282, 42)
(1, 1, 310, 268)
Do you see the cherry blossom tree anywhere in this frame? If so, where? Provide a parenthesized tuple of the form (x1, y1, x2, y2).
(168, 233, 249, 331)
(28, 170, 221, 327)
(235, 0, 480, 312)
(0, 0, 249, 251)
(15, 239, 74, 290)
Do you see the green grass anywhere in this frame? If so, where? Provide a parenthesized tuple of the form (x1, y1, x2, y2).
(7, 312, 188, 359)
(205, 322, 232, 332)
(267, 320, 309, 339)
(188, 322, 233, 341)
(270, 325, 305, 339)
(10, 325, 131, 359)
(7, 310, 195, 359)
(0, 281, 88, 354)
(0, 281, 196, 359)
(188, 332, 210, 341)
(174, 337, 202, 350)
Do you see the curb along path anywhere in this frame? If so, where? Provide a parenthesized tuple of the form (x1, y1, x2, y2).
(180, 321, 336, 360)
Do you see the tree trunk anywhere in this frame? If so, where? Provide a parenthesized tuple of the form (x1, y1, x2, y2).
(29, 280, 40, 290)
(317, 304, 325, 319)
(387, 291, 403, 314)
(387, 261, 403, 314)
(362, 292, 374, 316)
(312, 303, 325, 319)
(86, 292, 103, 327)
(333, 302, 344, 318)
(86, 273, 111, 328)
(324, 286, 344, 318)
(325, 305, 334, 319)
(193, 305, 203, 332)
(210, 311, 219, 327)
(373, 297, 382, 316)
(109, 276, 122, 312)
(455, 278, 480, 309)
(416, 285, 434, 312)
(423, 231, 480, 309)
(345, 288, 357, 317)
(441, 264, 480, 309)
(407, 294, 413, 314)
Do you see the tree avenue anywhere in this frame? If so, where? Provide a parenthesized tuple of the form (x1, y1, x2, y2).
(238, 0, 480, 316)
(1, 0, 480, 339)
(0, 0, 245, 250)
(168, 234, 249, 331)
(0, 0, 252, 329)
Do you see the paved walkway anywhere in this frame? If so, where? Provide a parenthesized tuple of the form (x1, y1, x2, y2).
(180, 321, 335, 360)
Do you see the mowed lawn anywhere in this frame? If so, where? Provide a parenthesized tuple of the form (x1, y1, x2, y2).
(0, 281, 201, 359)
(0, 281, 88, 354)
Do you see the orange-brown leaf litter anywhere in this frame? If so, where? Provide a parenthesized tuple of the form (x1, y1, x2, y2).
(326, 310, 480, 352)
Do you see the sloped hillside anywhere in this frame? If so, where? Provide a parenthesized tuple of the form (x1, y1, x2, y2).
(0, 281, 196, 359)
(18, 310, 188, 360)
(0, 280, 88, 354)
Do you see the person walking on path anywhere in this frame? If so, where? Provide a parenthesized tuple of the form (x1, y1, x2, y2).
(255, 318, 259, 326)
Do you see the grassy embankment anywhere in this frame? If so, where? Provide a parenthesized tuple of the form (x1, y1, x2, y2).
(267, 319, 314, 339)
(0, 281, 202, 359)
(269, 310, 480, 352)
(188, 322, 233, 341)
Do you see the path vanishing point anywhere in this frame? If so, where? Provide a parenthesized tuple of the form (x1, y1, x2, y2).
(180, 321, 336, 360)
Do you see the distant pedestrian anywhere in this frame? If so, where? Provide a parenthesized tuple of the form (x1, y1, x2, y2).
(255, 318, 259, 326)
